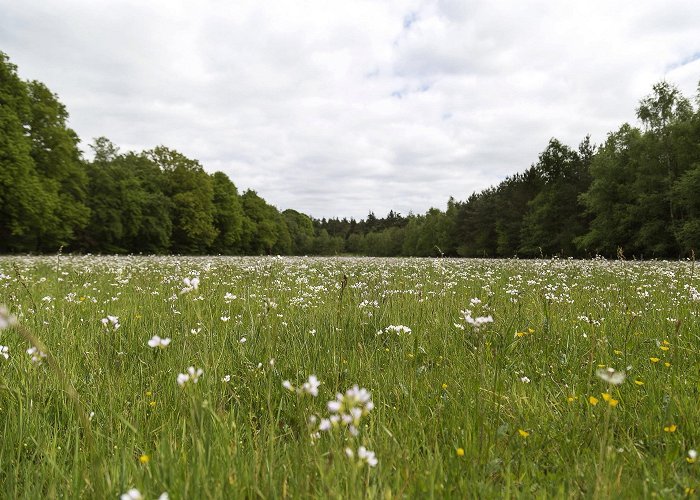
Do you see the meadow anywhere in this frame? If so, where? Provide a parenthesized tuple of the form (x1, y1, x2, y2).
(0, 255, 698, 498)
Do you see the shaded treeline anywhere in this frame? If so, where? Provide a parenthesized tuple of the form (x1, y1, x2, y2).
(2, 51, 700, 257)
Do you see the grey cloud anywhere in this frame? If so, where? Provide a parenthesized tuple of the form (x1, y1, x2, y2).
(1, 0, 699, 219)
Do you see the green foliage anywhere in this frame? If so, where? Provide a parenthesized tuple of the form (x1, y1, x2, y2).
(283, 209, 315, 255)
(210, 172, 244, 255)
(80, 143, 172, 254)
(519, 138, 592, 257)
(3, 49, 700, 259)
(0, 53, 61, 251)
(673, 164, 700, 252)
(26, 81, 90, 251)
(240, 190, 283, 254)
(577, 125, 641, 255)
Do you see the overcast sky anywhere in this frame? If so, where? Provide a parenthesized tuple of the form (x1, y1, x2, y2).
(2, 0, 699, 219)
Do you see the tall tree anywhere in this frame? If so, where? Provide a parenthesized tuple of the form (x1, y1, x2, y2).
(26, 80, 90, 251)
(209, 171, 244, 254)
(631, 82, 693, 256)
(148, 146, 217, 254)
(0, 52, 52, 251)
(577, 124, 642, 255)
(283, 209, 315, 255)
(240, 189, 281, 254)
(519, 138, 591, 256)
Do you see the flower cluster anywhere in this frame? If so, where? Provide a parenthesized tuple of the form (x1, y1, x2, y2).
(282, 374, 321, 397)
(514, 327, 535, 338)
(120, 489, 168, 500)
(101, 315, 120, 330)
(181, 277, 200, 294)
(376, 324, 412, 336)
(596, 367, 626, 385)
(345, 446, 378, 467)
(177, 366, 203, 387)
(459, 309, 493, 330)
(358, 299, 379, 317)
(318, 385, 374, 436)
(147, 335, 172, 349)
(27, 346, 47, 365)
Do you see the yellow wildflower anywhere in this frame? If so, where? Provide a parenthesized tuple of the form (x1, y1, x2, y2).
(589, 396, 599, 406)
(456, 448, 465, 457)
(139, 454, 150, 464)
(664, 424, 678, 433)
(518, 429, 529, 438)
(634, 380, 644, 386)
(650, 357, 660, 363)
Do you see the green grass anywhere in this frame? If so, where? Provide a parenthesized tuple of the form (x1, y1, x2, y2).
(0, 255, 699, 498)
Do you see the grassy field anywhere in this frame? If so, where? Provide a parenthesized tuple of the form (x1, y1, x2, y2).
(0, 255, 699, 498)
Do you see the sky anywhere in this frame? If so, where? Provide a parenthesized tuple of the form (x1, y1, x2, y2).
(1, 0, 699, 220)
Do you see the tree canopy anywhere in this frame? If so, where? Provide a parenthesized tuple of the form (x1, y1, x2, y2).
(2, 51, 700, 258)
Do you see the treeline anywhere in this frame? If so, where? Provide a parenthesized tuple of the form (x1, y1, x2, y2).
(2, 51, 700, 257)
(305, 80, 700, 259)
(1, 51, 315, 255)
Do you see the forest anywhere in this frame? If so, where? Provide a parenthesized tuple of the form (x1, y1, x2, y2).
(2, 51, 700, 258)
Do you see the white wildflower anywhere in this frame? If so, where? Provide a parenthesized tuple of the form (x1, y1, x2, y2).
(101, 315, 120, 330)
(27, 346, 47, 365)
(321, 385, 373, 433)
(376, 325, 412, 336)
(0, 345, 8, 360)
(120, 489, 143, 500)
(181, 277, 200, 294)
(147, 335, 171, 349)
(301, 375, 321, 397)
(357, 446, 378, 467)
(177, 366, 203, 387)
(460, 309, 493, 330)
(596, 367, 626, 385)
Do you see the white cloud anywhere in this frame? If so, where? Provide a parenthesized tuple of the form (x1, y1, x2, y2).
(1, 0, 699, 219)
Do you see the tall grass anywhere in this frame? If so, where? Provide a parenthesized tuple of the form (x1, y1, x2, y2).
(0, 255, 698, 498)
